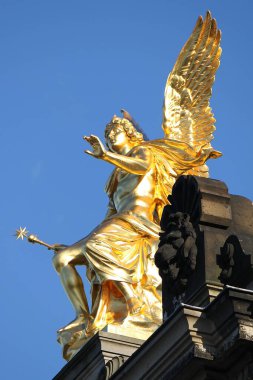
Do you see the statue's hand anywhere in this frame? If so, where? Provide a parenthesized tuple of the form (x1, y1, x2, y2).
(51, 244, 68, 253)
(83, 135, 107, 158)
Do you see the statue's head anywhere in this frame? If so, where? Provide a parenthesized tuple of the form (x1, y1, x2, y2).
(105, 115, 144, 152)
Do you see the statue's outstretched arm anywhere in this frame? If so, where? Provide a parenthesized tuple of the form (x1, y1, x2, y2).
(84, 135, 151, 175)
(103, 148, 150, 174)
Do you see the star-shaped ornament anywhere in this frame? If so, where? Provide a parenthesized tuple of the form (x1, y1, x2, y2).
(15, 227, 29, 240)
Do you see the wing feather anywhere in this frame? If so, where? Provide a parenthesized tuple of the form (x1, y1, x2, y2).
(162, 11, 222, 155)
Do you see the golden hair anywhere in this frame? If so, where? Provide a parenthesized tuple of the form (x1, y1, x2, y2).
(105, 116, 144, 144)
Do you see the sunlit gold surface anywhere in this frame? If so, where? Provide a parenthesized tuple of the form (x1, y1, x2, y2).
(163, 10, 222, 177)
(17, 12, 222, 361)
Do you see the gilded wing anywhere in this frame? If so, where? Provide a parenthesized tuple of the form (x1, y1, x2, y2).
(162, 11, 222, 165)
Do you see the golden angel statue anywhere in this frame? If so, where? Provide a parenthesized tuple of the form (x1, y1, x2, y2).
(17, 12, 222, 360)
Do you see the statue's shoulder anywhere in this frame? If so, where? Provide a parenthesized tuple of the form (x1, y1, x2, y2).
(128, 142, 153, 158)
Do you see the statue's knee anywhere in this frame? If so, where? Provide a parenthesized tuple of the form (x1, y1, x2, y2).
(52, 252, 68, 272)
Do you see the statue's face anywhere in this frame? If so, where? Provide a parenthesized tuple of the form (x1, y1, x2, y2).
(106, 124, 130, 153)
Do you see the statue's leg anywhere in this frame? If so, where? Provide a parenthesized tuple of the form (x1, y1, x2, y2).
(114, 281, 144, 315)
(85, 221, 145, 317)
(52, 243, 90, 331)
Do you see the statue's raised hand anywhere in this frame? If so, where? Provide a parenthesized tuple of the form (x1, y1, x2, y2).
(83, 135, 107, 158)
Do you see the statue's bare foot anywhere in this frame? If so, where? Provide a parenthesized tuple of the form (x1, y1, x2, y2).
(57, 314, 90, 333)
(126, 297, 144, 315)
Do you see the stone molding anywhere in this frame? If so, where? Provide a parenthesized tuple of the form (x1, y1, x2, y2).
(53, 332, 143, 380)
(111, 287, 253, 380)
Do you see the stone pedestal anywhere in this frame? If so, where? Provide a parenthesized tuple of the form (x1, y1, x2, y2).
(104, 322, 153, 341)
(53, 331, 143, 380)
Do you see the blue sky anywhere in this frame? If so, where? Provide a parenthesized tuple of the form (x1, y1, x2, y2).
(1, 1, 253, 379)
